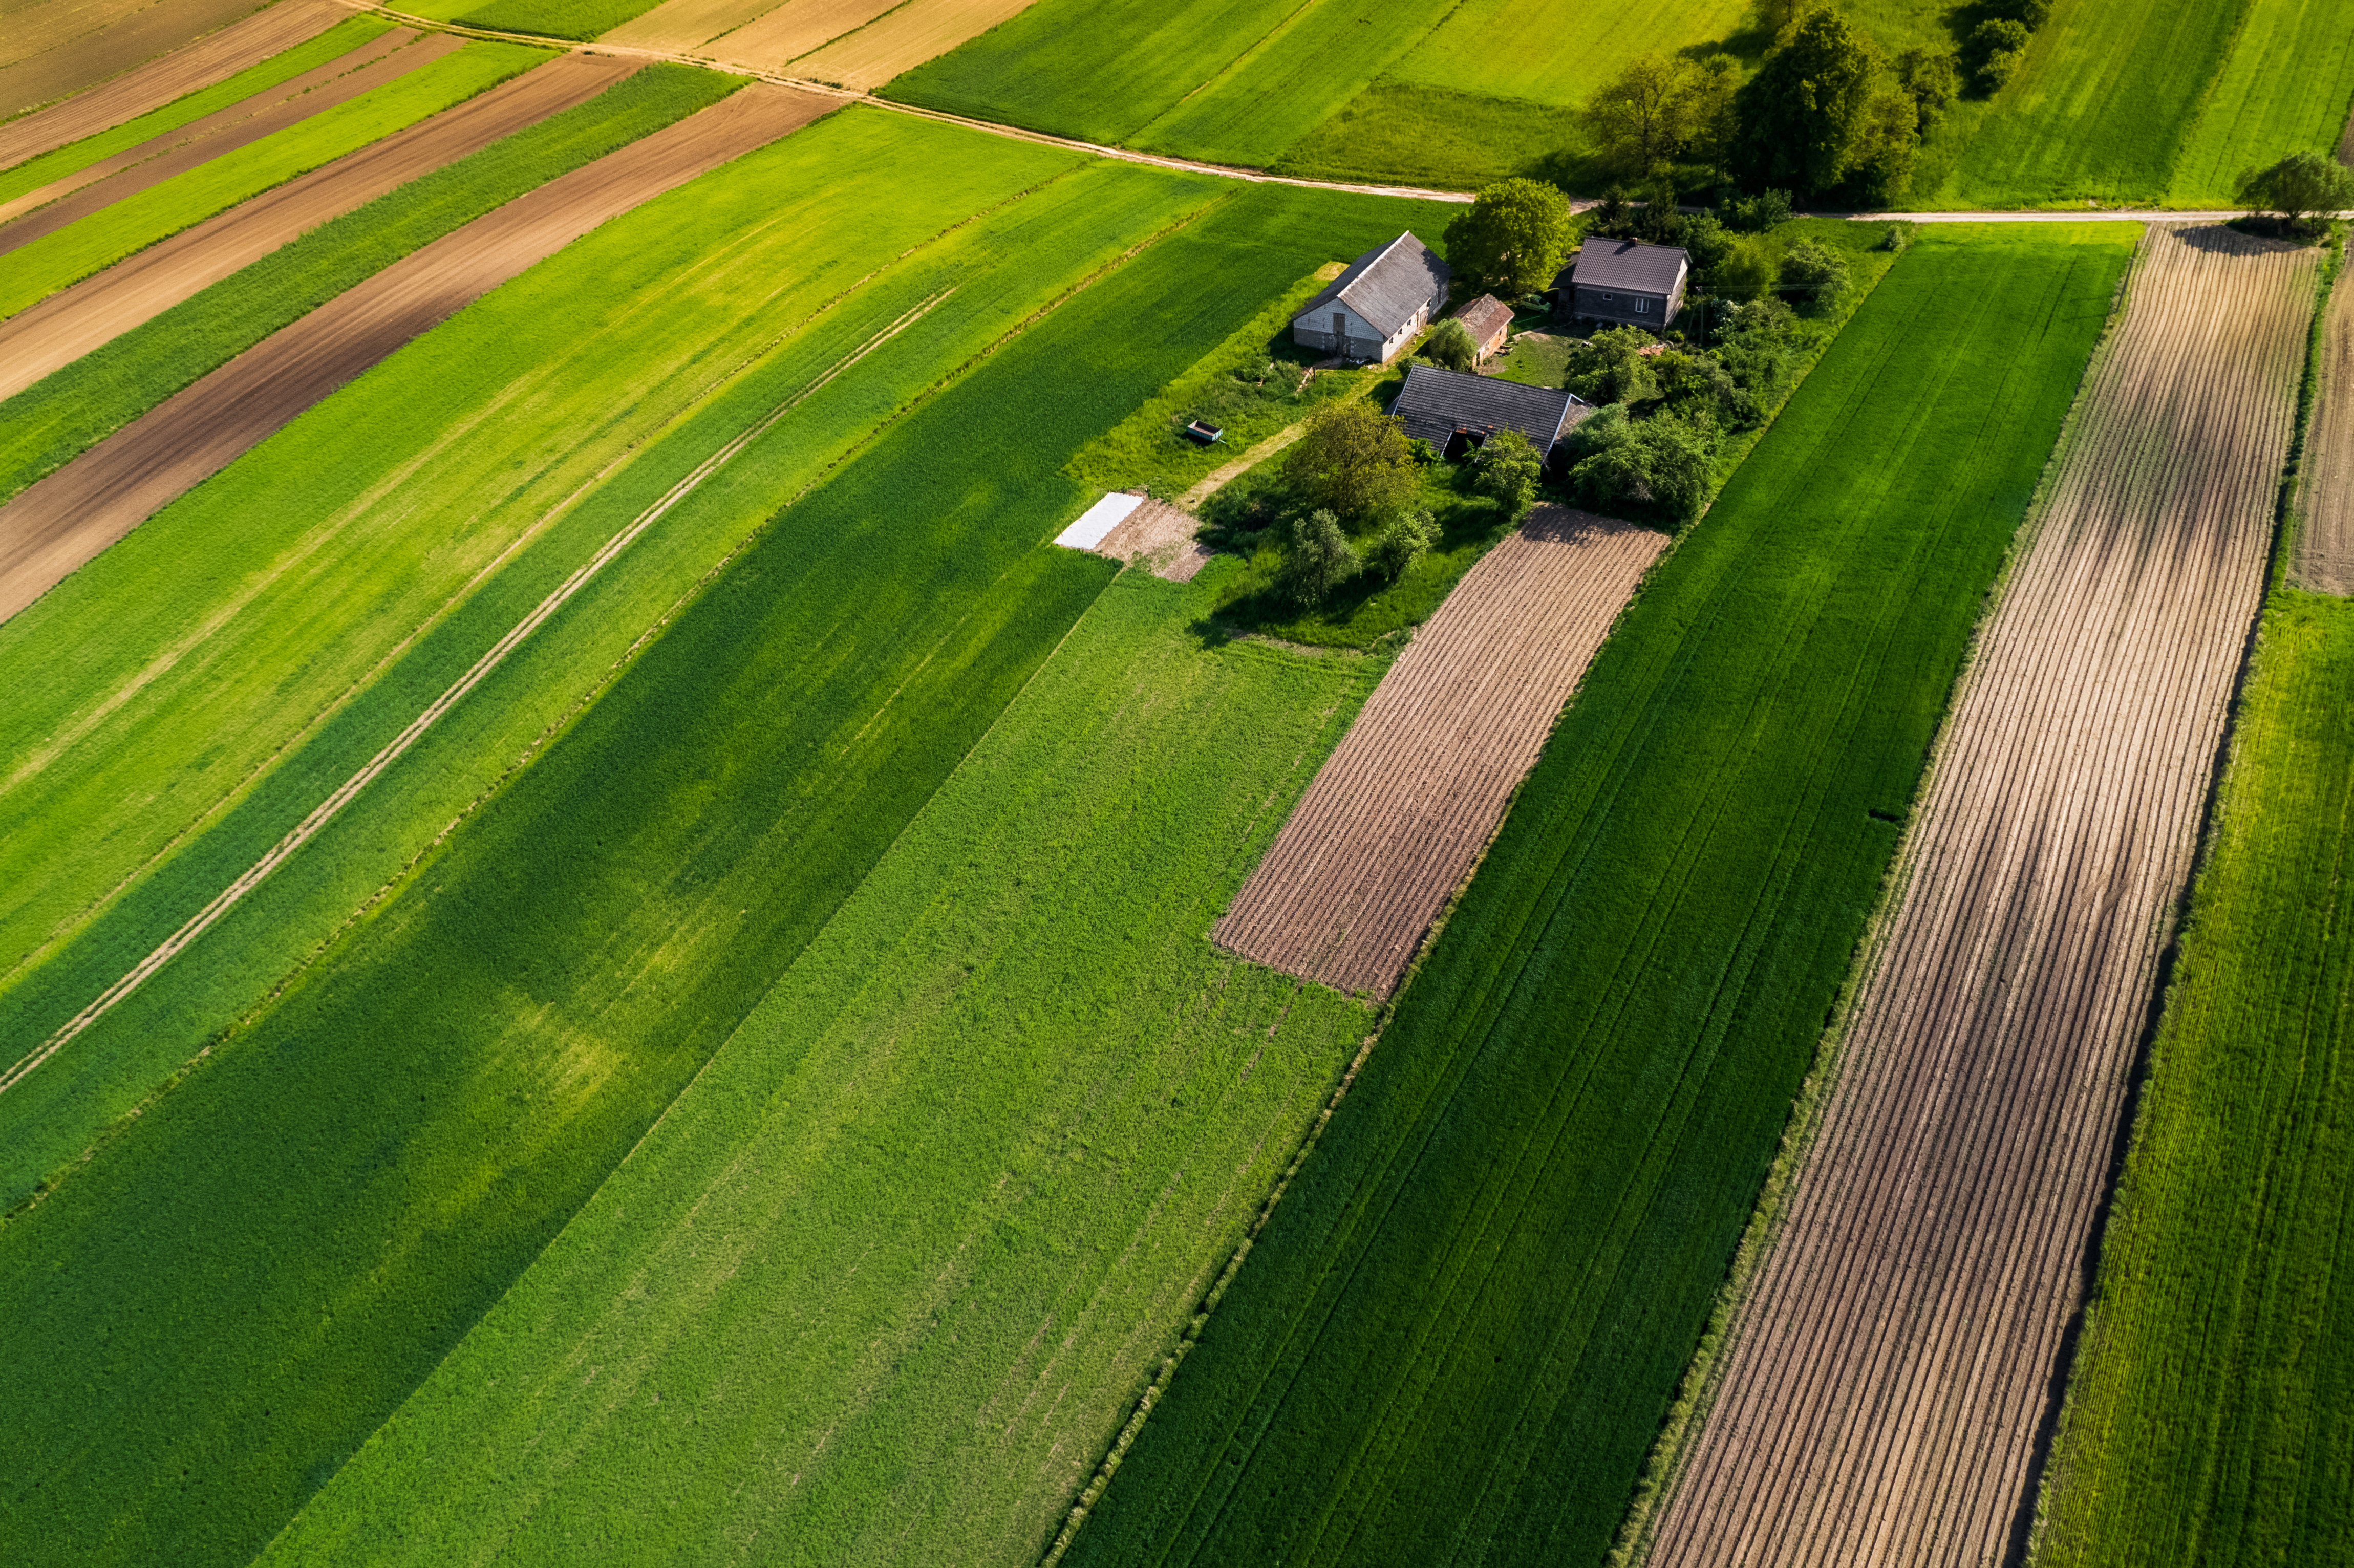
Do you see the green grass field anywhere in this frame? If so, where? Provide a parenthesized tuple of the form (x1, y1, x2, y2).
(1059, 224, 2136, 1568)
(0, 164, 1449, 1568)
(2168, 0, 2354, 204)
(0, 112, 1158, 1209)
(2035, 588, 2354, 1567)
(0, 14, 398, 204)
(255, 571, 1383, 1566)
(0, 40, 549, 320)
(0, 61, 744, 506)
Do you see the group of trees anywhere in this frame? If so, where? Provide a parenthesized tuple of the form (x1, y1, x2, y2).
(1252, 401, 1541, 608)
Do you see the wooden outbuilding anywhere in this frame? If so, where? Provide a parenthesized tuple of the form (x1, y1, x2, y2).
(1390, 363, 1593, 471)
(1553, 237, 1690, 328)
(1291, 232, 1451, 365)
(1452, 294, 1514, 361)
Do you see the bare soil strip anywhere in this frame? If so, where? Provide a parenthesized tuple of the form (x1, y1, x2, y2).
(0, 81, 827, 625)
(0, 29, 457, 254)
(0, 51, 630, 400)
(2294, 267, 2353, 593)
(0, 0, 341, 166)
(784, 0, 1039, 90)
(0, 25, 422, 227)
(0, 0, 287, 122)
(702, 0, 900, 76)
(1650, 225, 2316, 1568)
(1213, 505, 1665, 997)
(1093, 496, 1210, 581)
(602, 0, 781, 52)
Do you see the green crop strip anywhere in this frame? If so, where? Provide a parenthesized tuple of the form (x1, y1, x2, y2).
(0, 15, 399, 203)
(2031, 589, 2354, 1567)
(257, 573, 1383, 1565)
(399, 0, 673, 43)
(1060, 225, 2136, 1568)
(0, 61, 744, 507)
(0, 40, 550, 319)
(0, 171, 1444, 1568)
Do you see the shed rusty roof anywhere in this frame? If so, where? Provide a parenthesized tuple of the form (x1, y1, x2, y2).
(1454, 293, 1514, 342)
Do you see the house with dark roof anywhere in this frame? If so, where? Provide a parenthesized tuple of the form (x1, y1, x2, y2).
(1553, 237, 1690, 328)
(1390, 363, 1593, 470)
(1291, 232, 1451, 364)
(1452, 294, 1515, 361)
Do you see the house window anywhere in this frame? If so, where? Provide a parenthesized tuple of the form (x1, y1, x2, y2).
(1636, 298, 1649, 314)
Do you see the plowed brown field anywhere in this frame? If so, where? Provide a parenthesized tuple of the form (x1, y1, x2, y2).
(0, 80, 828, 623)
(2294, 268, 2353, 593)
(0, 0, 283, 120)
(0, 50, 633, 399)
(0, 0, 341, 165)
(783, 0, 1038, 89)
(602, 0, 779, 52)
(704, 0, 898, 76)
(0, 29, 456, 252)
(1213, 505, 1663, 997)
(1650, 224, 2316, 1568)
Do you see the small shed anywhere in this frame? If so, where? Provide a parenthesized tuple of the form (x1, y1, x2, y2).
(1452, 294, 1515, 361)
(1390, 363, 1592, 470)
(1553, 238, 1690, 328)
(1292, 232, 1451, 365)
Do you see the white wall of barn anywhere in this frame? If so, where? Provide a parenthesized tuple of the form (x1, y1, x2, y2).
(1291, 298, 1433, 362)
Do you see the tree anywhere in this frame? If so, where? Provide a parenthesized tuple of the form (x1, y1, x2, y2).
(1851, 88, 1921, 205)
(1779, 239, 1851, 308)
(1444, 178, 1575, 296)
(1581, 54, 1697, 177)
(1424, 317, 1479, 372)
(1474, 429, 1545, 521)
(1970, 18, 2029, 93)
(1565, 325, 1660, 405)
(1688, 54, 1743, 182)
(2237, 152, 2354, 235)
(1565, 407, 1714, 521)
(1895, 47, 1958, 130)
(1277, 508, 1359, 606)
(1282, 400, 1422, 525)
(1708, 234, 1779, 302)
(1681, 209, 1735, 271)
(1367, 507, 1437, 579)
(1754, 0, 1805, 41)
(1988, 0, 2051, 25)
(1732, 6, 1880, 196)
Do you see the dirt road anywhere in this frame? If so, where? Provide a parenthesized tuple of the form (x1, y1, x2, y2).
(1649, 224, 2315, 1568)
(1213, 506, 1664, 997)
(0, 28, 458, 253)
(0, 50, 631, 400)
(0, 80, 829, 624)
(2295, 270, 2353, 593)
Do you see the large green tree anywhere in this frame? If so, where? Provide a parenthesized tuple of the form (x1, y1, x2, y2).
(1281, 400, 1421, 526)
(2238, 151, 2354, 234)
(1731, 5, 1880, 196)
(1581, 54, 1697, 177)
(1443, 177, 1574, 296)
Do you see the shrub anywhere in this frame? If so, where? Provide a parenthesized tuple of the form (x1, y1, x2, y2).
(1779, 240, 1851, 309)
(1723, 188, 1793, 232)
(1971, 19, 2030, 93)
(1282, 399, 1421, 525)
(1989, 0, 2051, 25)
(1681, 210, 1735, 271)
(1277, 507, 1360, 605)
(1566, 325, 1660, 405)
(1708, 234, 1779, 302)
(1367, 507, 1437, 579)
(1474, 428, 1545, 521)
(1424, 317, 1480, 372)
(1895, 47, 1959, 128)
(1566, 406, 1715, 521)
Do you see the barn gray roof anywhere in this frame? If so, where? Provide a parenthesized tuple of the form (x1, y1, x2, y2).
(1390, 363, 1589, 461)
(1565, 237, 1688, 295)
(1296, 232, 1451, 339)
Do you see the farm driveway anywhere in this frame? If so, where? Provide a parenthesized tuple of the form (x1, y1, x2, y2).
(1651, 224, 2316, 1568)
(0, 80, 830, 624)
(1213, 504, 1664, 996)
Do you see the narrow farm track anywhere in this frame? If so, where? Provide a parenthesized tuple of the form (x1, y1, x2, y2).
(0, 28, 458, 254)
(2295, 269, 2354, 593)
(0, 0, 343, 165)
(1214, 506, 1663, 997)
(0, 79, 825, 625)
(0, 24, 429, 231)
(0, 0, 285, 120)
(1651, 225, 2317, 1568)
(0, 49, 627, 400)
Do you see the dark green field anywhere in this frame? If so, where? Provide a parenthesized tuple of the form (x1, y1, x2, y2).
(1059, 224, 2135, 1568)
(2036, 589, 2354, 1567)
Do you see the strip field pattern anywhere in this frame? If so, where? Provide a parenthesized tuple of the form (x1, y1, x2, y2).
(1652, 224, 2316, 1568)
(1215, 505, 1662, 997)
(0, 79, 825, 624)
(2295, 264, 2354, 593)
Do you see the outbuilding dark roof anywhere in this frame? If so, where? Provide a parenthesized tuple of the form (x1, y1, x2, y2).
(1564, 237, 1689, 295)
(1296, 232, 1451, 340)
(1390, 363, 1589, 461)
(1454, 293, 1514, 342)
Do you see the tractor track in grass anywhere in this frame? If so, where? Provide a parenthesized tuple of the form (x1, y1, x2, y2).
(0, 48, 631, 401)
(1650, 223, 2317, 1568)
(0, 77, 822, 624)
(1213, 505, 1664, 998)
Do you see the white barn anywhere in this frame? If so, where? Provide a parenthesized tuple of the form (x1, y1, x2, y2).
(1291, 232, 1452, 364)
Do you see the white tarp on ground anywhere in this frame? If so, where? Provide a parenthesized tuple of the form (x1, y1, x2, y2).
(1054, 491, 1143, 550)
